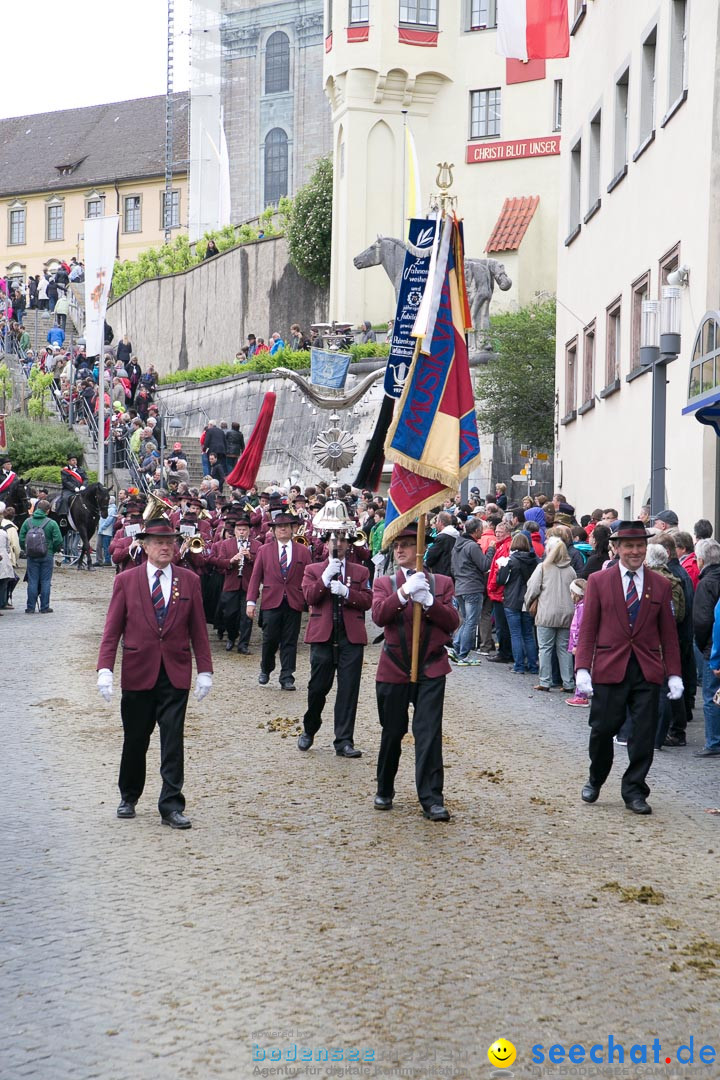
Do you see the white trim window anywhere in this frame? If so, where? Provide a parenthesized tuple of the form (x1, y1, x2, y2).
(470, 88, 501, 139)
(399, 0, 438, 27)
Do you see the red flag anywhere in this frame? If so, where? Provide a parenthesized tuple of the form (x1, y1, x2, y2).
(225, 392, 276, 490)
(497, 0, 569, 60)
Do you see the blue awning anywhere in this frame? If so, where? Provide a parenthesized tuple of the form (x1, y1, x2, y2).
(683, 389, 720, 436)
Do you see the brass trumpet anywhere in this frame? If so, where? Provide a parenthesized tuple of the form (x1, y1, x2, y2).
(188, 535, 206, 553)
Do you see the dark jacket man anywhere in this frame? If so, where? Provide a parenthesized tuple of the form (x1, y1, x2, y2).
(450, 522, 494, 596)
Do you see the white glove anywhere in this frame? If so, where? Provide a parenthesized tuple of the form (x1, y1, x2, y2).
(403, 573, 428, 598)
(194, 672, 212, 701)
(329, 580, 349, 598)
(97, 668, 113, 703)
(415, 587, 433, 609)
(667, 675, 684, 701)
(322, 558, 343, 586)
(576, 669, 594, 697)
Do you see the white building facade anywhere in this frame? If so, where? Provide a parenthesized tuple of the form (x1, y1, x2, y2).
(555, 0, 720, 530)
(323, 0, 567, 325)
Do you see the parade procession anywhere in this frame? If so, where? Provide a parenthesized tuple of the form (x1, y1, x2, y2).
(7, 1, 720, 1078)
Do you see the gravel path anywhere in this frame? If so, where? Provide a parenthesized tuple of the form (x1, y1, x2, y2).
(3, 567, 720, 1080)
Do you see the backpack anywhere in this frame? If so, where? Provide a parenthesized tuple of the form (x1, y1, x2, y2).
(25, 519, 51, 559)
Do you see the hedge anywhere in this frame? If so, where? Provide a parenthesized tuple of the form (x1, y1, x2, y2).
(5, 417, 86, 475)
(158, 343, 390, 386)
(24, 465, 99, 485)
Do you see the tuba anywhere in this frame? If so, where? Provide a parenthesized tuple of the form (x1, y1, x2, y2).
(143, 491, 174, 521)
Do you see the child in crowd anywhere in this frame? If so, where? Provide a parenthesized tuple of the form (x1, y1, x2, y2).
(566, 577, 589, 707)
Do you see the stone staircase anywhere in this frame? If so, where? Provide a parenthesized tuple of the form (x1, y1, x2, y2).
(22, 307, 79, 353)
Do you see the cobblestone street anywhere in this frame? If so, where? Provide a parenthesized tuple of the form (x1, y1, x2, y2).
(4, 568, 720, 1080)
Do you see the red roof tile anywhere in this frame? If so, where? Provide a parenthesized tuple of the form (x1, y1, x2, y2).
(485, 196, 540, 253)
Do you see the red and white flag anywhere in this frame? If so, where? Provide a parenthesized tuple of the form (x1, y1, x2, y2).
(497, 0, 570, 61)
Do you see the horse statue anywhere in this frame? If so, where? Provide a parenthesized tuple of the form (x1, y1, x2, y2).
(50, 482, 111, 571)
(1, 476, 30, 528)
(353, 235, 512, 334)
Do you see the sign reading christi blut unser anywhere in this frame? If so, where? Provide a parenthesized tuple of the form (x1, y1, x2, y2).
(466, 136, 561, 164)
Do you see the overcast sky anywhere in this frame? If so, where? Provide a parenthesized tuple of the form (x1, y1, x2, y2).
(0, 0, 191, 119)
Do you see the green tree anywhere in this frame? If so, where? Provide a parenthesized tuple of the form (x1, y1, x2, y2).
(286, 156, 333, 287)
(475, 298, 557, 451)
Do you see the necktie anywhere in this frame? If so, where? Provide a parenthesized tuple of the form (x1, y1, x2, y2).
(280, 544, 288, 578)
(152, 568, 167, 625)
(626, 571, 640, 627)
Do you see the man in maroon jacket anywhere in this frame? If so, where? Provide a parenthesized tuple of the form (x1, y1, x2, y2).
(575, 520, 683, 814)
(96, 518, 213, 829)
(210, 514, 260, 653)
(246, 513, 311, 689)
(372, 522, 459, 821)
(297, 533, 372, 757)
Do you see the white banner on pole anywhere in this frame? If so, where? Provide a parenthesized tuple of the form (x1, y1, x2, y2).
(83, 215, 119, 358)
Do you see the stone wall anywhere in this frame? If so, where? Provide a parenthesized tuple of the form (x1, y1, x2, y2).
(106, 236, 328, 377)
(155, 359, 497, 493)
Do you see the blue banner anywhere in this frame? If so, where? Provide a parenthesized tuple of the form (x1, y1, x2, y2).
(385, 218, 437, 399)
(310, 348, 352, 389)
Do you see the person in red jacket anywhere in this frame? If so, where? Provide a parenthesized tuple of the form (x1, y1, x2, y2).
(575, 520, 683, 815)
(372, 522, 459, 821)
(209, 514, 260, 653)
(246, 513, 311, 689)
(297, 531, 372, 757)
(96, 517, 213, 829)
(676, 531, 700, 590)
(485, 520, 513, 662)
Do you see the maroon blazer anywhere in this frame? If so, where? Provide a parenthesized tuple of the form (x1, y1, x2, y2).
(575, 563, 681, 685)
(210, 536, 261, 592)
(97, 564, 213, 690)
(246, 539, 311, 611)
(372, 570, 459, 684)
(302, 559, 372, 644)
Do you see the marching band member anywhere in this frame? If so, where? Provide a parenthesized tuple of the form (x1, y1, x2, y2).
(246, 512, 311, 689)
(210, 514, 260, 653)
(297, 528, 372, 758)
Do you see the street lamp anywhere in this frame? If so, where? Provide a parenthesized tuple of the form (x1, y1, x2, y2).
(642, 287, 682, 515)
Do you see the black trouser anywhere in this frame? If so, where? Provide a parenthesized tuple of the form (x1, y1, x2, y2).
(217, 587, 252, 646)
(376, 676, 446, 810)
(261, 600, 302, 681)
(119, 663, 189, 816)
(491, 601, 513, 660)
(303, 632, 364, 748)
(587, 654, 659, 802)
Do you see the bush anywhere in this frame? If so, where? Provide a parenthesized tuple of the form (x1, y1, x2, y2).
(111, 209, 290, 299)
(24, 465, 98, 485)
(5, 417, 86, 475)
(286, 157, 333, 287)
(157, 343, 390, 386)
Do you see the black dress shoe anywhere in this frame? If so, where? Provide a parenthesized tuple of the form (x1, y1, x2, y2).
(116, 800, 136, 818)
(162, 810, 192, 829)
(280, 681, 296, 691)
(336, 744, 362, 758)
(625, 798, 652, 815)
(486, 654, 512, 664)
(664, 735, 687, 747)
(225, 640, 236, 652)
(423, 804, 450, 822)
(581, 782, 600, 803)
(374, 795, 393, 811)
(297, 732, 314, 751)
(237, 644, 249, 654)
(258, 672, 269, 685)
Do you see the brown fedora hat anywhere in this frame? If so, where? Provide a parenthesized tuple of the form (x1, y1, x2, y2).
(613, 520, 653, 541)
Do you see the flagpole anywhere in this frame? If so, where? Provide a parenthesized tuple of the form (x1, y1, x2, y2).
(401, 109, 408, 239)
(410, 513, 426, 683)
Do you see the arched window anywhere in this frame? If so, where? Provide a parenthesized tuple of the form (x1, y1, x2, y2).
(264, 128, 289, 207)
(265, 31, 290, 94)
(688, 312, 720, 401)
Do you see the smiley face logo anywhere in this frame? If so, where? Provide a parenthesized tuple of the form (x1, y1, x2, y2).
(488, 1039, 517, 1068)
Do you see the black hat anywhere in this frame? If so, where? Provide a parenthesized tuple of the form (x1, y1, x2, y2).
(270, 513, 296, 527)
(136, 518, 180, 540)
(613, 520, 653, 541)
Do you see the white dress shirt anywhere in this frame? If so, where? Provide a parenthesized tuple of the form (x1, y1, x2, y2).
(147, 561, 172, 606)
(277, 540, 292, 570)
(621, 564, 644, 599)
